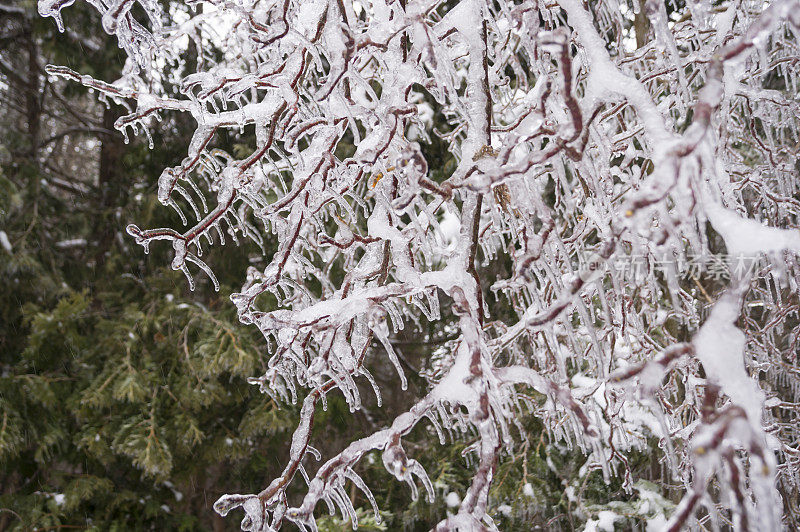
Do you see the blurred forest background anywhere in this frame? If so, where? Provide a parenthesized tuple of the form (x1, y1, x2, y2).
(0, 1, 675, 530)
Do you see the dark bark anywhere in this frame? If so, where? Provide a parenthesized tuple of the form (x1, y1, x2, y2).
(634, 0, 650, 49)
(25, 24, 41, 161)
(93, 105, 125, 268)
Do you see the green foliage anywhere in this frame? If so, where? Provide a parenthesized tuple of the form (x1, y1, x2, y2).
(0, 272, 302, 528)
(0, 5, 297, 527)
(316, 508, 389, 531)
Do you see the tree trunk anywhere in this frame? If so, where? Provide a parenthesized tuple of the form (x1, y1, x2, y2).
(93, 106, 125, 268)
(634, 0, 650, 49)
(25, 24, 41, 161)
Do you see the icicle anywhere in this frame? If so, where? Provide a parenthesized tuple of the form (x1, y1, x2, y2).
(185, 252, 220, 291)
(424, 411, 446, 445)
(372, 328, 407, 390)
(360, 367, 382, 407)
(178, 263, 195, 291)
(167, 198, 188, 226)
(171, 184, 200, 222)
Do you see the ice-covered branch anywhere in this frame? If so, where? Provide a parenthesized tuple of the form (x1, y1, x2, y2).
(43, 0, 800, 527)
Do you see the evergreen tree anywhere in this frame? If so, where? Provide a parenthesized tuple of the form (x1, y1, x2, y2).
(0, 3, 290, 530)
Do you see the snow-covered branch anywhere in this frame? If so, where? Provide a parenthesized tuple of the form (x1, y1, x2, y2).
(41, 0, 800, 528)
